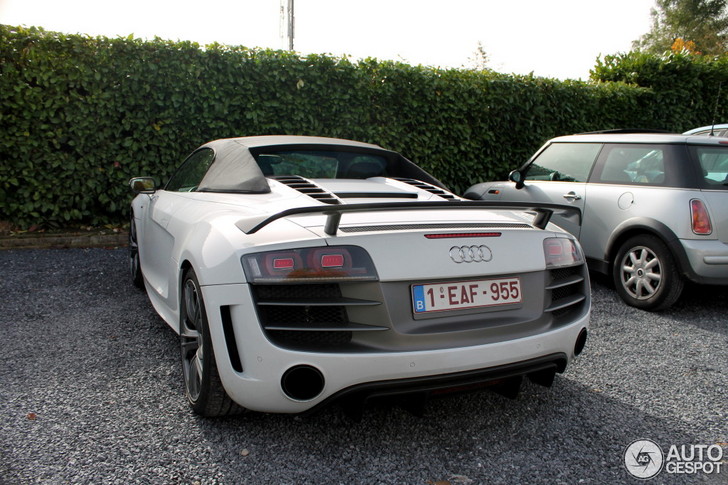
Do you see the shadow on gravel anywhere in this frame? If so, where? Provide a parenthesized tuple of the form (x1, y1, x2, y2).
(1, 249, 724, 485)
(590, 272, 728, 336)
(191, 378, 705, 485)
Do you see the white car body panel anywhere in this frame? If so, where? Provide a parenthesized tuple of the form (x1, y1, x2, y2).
(202, 282, 588, 413)
(130, 136, 591, 414)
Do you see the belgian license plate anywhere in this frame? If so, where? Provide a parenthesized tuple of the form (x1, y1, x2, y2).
(412, 277, 522, 314)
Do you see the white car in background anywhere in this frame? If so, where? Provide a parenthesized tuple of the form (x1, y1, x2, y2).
(129, 136, 590, 417)
(683, 124, 728, 137)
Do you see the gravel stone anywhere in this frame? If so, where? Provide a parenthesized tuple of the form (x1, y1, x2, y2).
(1, 249, 726, 484)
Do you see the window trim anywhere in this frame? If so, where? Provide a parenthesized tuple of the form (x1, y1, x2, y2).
(165, 147, 216, 192)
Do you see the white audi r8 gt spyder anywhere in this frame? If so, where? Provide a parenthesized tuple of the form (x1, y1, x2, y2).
(129, 136, 590, 417)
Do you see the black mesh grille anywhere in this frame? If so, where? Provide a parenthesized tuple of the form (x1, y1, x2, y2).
(254, 284, 340, 300)
(260, 305, 347, 326)
(267, 330, 352, 347)
(551, 285, 574, 302)
(547, 265, 588, 319)
(251, 284, 357, 350)
(550, 267, 579, 282)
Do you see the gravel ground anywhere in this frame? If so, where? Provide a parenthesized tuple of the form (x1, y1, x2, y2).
(0, 248, 726, 484)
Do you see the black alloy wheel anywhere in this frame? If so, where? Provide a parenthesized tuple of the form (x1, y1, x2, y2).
(129, 218, 144, 289)
(179, 267, 243, 417)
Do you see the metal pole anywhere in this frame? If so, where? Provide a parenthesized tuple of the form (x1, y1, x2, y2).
(287, 0, 295, 51)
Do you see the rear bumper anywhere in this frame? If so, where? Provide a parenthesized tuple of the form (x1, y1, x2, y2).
(308, 352, 569, 415)
(202, 283, 589, 414)
(678, 239, 728, 285)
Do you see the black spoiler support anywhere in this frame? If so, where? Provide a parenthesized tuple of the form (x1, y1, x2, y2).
(241, 201, 581, 235)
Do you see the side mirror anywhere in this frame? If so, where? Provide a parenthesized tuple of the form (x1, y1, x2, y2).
(508, 170, 525, 190)
(129, 177, 158, 194)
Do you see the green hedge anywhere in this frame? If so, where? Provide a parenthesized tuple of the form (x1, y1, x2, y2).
(592, 51, 728, 131)
(1, 25, 725, 229)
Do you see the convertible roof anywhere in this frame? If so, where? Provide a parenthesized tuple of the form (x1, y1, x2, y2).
(218, 135, 383, 149)
(196, 138, 270, 193)
(195, 135, 445, 192)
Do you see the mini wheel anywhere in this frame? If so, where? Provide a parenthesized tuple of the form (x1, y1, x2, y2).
(612, 234, 684, 311)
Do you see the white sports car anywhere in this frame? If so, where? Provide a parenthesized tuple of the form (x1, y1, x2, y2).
(129, 136, 590, 417)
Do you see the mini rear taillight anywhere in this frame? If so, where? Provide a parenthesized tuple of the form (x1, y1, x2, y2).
(690, 199, 712, 235)
(242, 246, 378, 283)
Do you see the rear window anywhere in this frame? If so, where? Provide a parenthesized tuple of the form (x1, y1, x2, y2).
(693, 146, 728, 189)
(597, 146, 666, 185)
(254, 150, 389, 179)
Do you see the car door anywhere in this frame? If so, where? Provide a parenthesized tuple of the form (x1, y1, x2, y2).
(499, 142, 601, 238)
(581, 144, 677, 263)
(140, 148, 216, 301)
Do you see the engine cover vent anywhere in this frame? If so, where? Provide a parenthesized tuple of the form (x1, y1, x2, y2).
(271, 176, 341, 205)
(391, 178, 458, 200)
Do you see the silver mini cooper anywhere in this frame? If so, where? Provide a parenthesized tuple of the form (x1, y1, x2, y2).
(465, 133, 728, 311)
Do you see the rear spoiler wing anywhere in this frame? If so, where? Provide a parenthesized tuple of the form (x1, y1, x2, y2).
(237, 201, 582, 235)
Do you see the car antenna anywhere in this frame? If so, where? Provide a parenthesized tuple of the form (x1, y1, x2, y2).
(709, 81, 722, 137)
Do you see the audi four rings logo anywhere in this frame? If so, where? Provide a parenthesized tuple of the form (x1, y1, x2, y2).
(449, 245, 493, 263)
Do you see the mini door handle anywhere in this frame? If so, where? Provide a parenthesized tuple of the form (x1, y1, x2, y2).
(562, 192, 581, 201)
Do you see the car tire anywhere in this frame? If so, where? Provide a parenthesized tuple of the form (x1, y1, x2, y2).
(180, 267, 244, 417)
(129, 218, 144, 289)
(612, 234, 684, 311)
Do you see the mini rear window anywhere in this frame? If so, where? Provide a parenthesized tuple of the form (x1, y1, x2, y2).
(693, 146, 728, 189)
(598, 146, 666, 185)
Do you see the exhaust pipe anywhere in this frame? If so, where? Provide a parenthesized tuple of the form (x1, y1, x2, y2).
(574, 328, 588, 356)
(281, 365, 325, 401)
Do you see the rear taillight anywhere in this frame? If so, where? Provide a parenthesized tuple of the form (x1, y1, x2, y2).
(543, 237, 583, 268)
(242, 246, 378, 283)
(690, 199, 712, 235)
(319, 253, 345, 268)
(267, 254, 300, 272)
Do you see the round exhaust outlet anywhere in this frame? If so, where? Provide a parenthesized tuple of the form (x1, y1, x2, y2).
(281, 365, 325, 401)
(574, 328, 588, 356)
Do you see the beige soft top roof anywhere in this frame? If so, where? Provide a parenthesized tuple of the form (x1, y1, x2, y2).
(194, 135, 444, 193)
